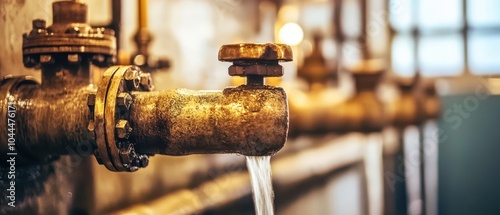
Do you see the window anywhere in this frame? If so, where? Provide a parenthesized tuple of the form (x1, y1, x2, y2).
(390, 0, 500, 76)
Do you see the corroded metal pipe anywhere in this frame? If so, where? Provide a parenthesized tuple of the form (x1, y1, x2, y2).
(130, 86, 288, 156)
(0, 82, 93, 164)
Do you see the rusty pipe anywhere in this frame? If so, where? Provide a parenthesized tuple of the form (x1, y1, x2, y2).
(129, 86, 288, 156)
(0, 73, 288, 167)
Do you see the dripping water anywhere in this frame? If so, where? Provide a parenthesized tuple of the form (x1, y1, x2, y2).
(246, 156, 274, 215)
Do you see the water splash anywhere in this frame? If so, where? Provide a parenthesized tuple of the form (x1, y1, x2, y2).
(246, 156, 274, 215)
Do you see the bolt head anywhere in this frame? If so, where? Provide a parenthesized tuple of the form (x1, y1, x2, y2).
(119, 144, 134, 164)
(139, 73, 153, 91)
(32, 19, 46, 30)
(68, 54, 80, 63)
(92, 54, 105, 63)
(117, 93, 132, 110)
(87, 121, 95, 132)
(23, 55, 39, 68)
(65, 27, 80, 34)
(40, 55, 54, 64)
(87, 93, 96, 106)
(124, 68, 141, 90)
(139, 156, 149, 168)
(115, 120, 132, 139)
(228, 64, 283, 77)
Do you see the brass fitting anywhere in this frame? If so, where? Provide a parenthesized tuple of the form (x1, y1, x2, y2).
(387, 76, 423, 128)
(91, 44, 291, 172)
(219, 43, 292, 85)
(297, 34, 336, 89)
(387, 74, 440, 129)
(289, 59, 385, 135)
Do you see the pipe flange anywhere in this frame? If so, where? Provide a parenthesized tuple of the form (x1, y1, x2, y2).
(22, 1, 116, 68)
(90, 66, 152, 172)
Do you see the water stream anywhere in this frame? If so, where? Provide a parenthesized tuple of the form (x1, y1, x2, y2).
(246, 156, 274, 215)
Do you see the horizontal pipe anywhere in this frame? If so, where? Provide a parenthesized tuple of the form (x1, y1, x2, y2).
(129, 85, 288, 156)
(289, 90, 385, 135)
(0, 83, 92, 164)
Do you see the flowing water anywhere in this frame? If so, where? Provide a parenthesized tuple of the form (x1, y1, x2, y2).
(246, 156, 274, 215)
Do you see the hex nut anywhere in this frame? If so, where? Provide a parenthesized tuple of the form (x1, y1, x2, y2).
(92, 55, 105, 64)
(228, 64, 283, 77)
(32, 19, 46, 30)
(119, 144, 134, 164)
(139, 156, 149, 168)
(87, 93, 96, 106)
(65, 27, 80, 34)
(124, 68, 141, 90)
(67, 54, 80, 63)
(116, 120, 132, 139)
(116, 93, 132, 110)
(139, 73, 153, 90)
(23, 55, 39, 68)
(40, 55, 54, 64)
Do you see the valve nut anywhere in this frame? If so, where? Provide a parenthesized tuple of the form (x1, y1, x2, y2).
(138, 155, 149, 168)
(124, 67, 141, 90)
(67, 54, 80, 63)
(139, 73, 153, 91)
(115, 120, 132, 139)
(119, 143, 135, 164)
(32, 19, 46, 30)
(117, 93, 132, 110)
(23, 55, 39, 68)
(87, 93, 96, 107)
(218, 43, 292, 85)
(40, 55, 54, 64)
(228, 64, 283, 77)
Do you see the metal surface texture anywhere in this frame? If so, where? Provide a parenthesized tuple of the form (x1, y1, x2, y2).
(218, 43, 293, 62)
(0, 80, 93, 164)
(129, 85, 288, 156)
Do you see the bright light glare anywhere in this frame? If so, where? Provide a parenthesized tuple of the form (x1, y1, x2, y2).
(278, 23, 304, 46)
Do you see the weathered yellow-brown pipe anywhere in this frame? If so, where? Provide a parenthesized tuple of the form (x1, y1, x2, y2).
(129, 86, 287, 156)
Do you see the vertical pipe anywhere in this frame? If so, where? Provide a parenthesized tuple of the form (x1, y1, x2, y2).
(419, 124, 427, 215)
(359, 0, 369, 59)
(395, 128, 408, 215)
(138, 0, 148, 29)
(462, 0, 469, 75)
(333, 0, 344, 82)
